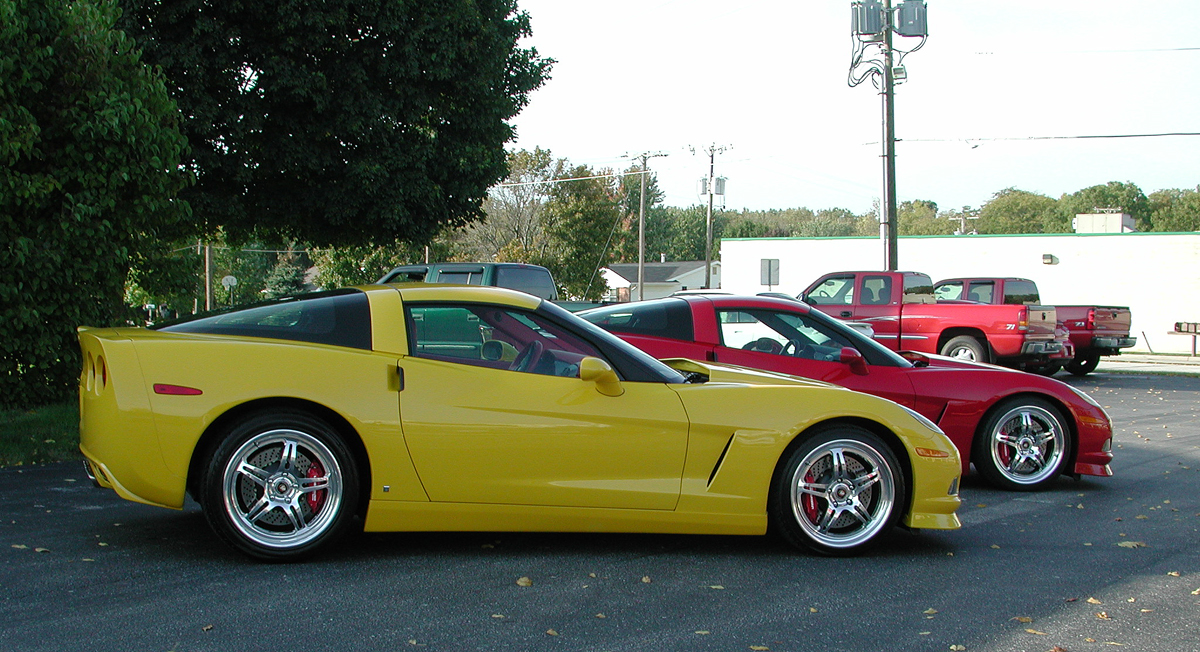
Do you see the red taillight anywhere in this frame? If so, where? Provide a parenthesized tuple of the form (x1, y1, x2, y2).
(1087, 308, 1096, 330)
(1017, 307, 1029, 331)
(153, 384, 203, 396)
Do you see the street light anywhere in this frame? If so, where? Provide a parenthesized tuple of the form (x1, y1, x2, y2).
(848, 0, 928, 271)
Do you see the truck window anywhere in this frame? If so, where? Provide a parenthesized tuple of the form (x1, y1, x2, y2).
(861, 275, 893, 305)
(494, 266, 559, 300)
(934, 281, 963, 301)
(902, 274, 934, 304)
(807, 276, 855, 305)
(966, 281, 995, 304)
(437, 271, 485, 286)
(1003, 280, 1039, 305)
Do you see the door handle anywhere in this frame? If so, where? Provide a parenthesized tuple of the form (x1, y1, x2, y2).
(840, 311, 853, 318)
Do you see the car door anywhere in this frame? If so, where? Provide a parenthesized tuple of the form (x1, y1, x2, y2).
(711, 307, 917, 409)
(398, 302, 690, 510)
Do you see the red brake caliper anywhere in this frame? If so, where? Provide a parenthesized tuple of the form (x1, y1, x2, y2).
(305, 462, 326, 513)
(802, 471, 819, 523)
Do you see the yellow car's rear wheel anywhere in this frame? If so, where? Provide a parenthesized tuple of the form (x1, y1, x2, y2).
(201, 410, 359, 561)
(771, 425, 904, 556)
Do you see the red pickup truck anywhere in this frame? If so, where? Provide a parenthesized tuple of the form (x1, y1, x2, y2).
(800, 271, 1062, 368)
(933, 277, 1136, 376)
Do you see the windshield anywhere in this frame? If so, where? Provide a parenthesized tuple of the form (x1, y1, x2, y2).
(803, 306, 913, 367)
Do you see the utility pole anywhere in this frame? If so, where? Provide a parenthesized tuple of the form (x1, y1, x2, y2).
(848, 0, 928, 271)
(624, 151, 669, 301)
(691, 144, 728, 289)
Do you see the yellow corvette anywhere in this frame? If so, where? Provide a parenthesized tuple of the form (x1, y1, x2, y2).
(79, 284, 960, 560)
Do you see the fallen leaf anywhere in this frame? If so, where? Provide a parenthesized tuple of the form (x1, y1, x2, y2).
(709, 585, 725, 590)
(991, 544, 1001, 549)
(1086, 638, 1097, 643)
(589, 573, 597, 578)
(1191, 588, 1200, 595)
(1117, 541, 1146, 548)
(924, 608, 939, 615)
(1140, 609, 1154, 613)
(1126, 598, 1136, 603)
(491, 614, 505, 619)
(1025, 629, 1047, 635)
(1012, 616, 1032, 623)
(1087, 597, 1103, 605)
(950, 646, 966, 651)
(34, 548, 49, 553)
(202, 625, 213, 632)
(595, 613, 605, 619)
(641, 576, 651, 584)
(1097, 612, 1111, 620)
(546, 629, 558, 636)
(1104, 642, 1124, 646)
(809, 607, 818, 613)
(695, 631, 710, 635)
(11, 545, 27, 550)
(516, 576, 533, 587)
(749, 647, 769, 651)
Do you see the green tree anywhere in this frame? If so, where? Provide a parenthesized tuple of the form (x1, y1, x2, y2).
(897, 200, 954, 236)
(1, 0, 191, 408)
(614, 164, 669, 263)
(117, 0, 552, 248)
(464, 148, 559, 261)
(1148, 186, 1200, 232)
(541, 166, 622, 300)
(1058, 181, 1150, 231)
(976, 188, 1061, 234)
(312, 236, 460, 289)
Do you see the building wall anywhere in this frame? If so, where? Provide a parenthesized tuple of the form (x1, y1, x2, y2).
(721, 232, 1200, 354)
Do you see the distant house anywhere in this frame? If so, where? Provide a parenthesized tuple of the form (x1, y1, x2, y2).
(602, 261, 721, 301)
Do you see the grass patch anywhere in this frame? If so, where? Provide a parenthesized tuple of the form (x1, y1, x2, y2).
(0, 401, 80, 467)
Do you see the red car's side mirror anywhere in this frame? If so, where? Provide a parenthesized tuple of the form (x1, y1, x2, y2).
(839, 347, 869, 375)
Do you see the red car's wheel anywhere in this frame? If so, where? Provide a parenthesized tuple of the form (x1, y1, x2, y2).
(974, 398, 1070, 491)
(771, 425, 904, 556)
(201, 410, 359, 561)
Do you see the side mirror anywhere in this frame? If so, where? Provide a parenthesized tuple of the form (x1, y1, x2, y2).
(839, 347, 869, 375)
(579, 357, 624, 397)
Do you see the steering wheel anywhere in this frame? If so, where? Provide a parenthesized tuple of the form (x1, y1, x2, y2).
(742, 337, 783, 355)
(510, 340, 545, 373)
(783, 339, 813, 359)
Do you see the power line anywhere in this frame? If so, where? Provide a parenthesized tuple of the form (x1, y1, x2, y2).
(496, 169, 649, 189)
(890, 131, 1200, 145)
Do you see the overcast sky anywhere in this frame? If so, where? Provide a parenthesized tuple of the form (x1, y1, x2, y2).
(507, 0, 1199, 215)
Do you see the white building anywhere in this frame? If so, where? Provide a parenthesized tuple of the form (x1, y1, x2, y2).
(720, 231, 1200, 354)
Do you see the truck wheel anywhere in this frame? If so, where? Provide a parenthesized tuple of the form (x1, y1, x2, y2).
(1065, 354, 1100, 376)
(941, 335, 987, 363)
(1026, 362, 1063, 376)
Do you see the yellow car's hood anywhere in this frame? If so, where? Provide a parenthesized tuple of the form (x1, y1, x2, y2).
(661, 358, 841, 390)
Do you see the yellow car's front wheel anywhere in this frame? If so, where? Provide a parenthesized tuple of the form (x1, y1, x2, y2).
(200, 410, 359, 561)
(771, 425, 905, 556)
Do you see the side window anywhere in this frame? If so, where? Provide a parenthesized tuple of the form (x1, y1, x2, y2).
(861, 275, 893, 305)
(718, 311, 787, 352)
(806, 276, 855, 305)
(967, 281, 995, 304)
(407, 303, 603, 378)
(437, 271, 483, 286)
(494, 267, 559, 300)
(1003, 280, 1039, 305)
(934, 282, 963, 301)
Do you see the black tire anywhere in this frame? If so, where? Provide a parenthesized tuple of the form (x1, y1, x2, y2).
(1065, 354, 1100, 376)
(972, 397, 1070, 491)
(940, 335, 988, 363)
(769, 425, 906, 556)
(1026, 361, 1063, 376)
(200, 410, 359, 561)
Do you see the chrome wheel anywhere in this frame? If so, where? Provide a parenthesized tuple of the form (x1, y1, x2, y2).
(222, 429, 343, 549)
(976, 399, 1068, 490)
(941, 335, 987, 362)
(773, 427, 902, 555)
(202, 411, 358, 560)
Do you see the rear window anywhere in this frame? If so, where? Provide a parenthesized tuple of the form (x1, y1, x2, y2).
(1003, 280, 1039, 305)
(579, 299, 694, 341)
(495, 266, 559, 300)
(157, 290, 372, 350)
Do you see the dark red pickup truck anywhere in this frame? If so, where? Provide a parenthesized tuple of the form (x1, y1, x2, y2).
(800, 271, 1062, 368)
(933, 277, 1135, 376)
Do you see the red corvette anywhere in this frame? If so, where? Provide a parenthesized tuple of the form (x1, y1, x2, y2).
(580, 294, 1113, 491)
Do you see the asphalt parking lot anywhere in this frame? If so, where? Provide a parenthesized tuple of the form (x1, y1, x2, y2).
(2, 369, 1198, 652)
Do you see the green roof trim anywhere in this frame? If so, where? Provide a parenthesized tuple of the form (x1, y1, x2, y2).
(721, 231, 1200, 242)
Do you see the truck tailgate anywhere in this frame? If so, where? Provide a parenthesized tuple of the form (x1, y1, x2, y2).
(1058, 306, 1133, 336)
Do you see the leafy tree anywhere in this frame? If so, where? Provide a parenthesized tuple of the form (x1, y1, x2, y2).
(1058, 181, 1150, 231)
(312, 235, 461, 289)
(614, 164, 670, 263)
(117, 0, 552, 248)
(1148, 186, 1200, 232)
(896, 200, 954, 236)
(1, 0, 191, 408)
(976, 188, 1061, 234)
(541, 166, 622, 300)
(264, 249, 309, 299)
(463, 148, 559, 261)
